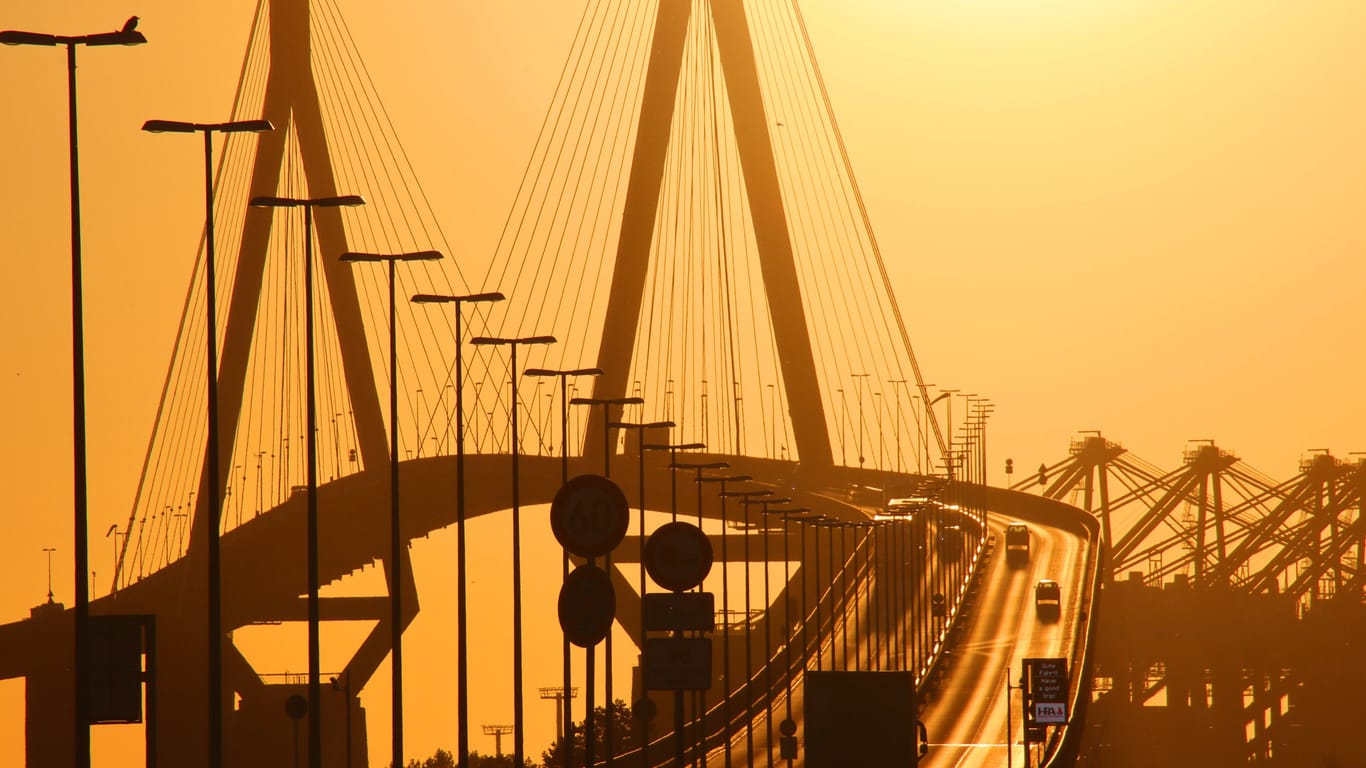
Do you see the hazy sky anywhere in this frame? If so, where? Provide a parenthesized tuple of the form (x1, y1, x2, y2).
(0, 0, 1362, 764)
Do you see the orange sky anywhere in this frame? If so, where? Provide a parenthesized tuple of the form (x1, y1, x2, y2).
(0, 1, 1362, 764)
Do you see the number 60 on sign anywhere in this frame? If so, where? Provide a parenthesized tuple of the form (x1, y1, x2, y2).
(550, 474, 630, 558)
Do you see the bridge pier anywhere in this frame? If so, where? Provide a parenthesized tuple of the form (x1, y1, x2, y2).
(226, 683, 367, 768)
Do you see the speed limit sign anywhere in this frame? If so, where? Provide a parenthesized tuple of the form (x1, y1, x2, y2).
(550, 474, 630, 558)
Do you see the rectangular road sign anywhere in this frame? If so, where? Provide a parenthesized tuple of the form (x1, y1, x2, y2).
(644, 637, 712, 690)
(1025, 657, 1069, 725)
(644, 592, 715, 632)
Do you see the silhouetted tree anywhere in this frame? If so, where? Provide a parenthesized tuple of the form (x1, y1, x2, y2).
(393, 747, 532, 768)
(540, 699, 638, 768)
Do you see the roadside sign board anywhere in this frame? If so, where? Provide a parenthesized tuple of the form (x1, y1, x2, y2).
(88, 615, 148, 724)
(805, 671, 916, 768)
(558, 563, 616, 647)
(643, 521, 713, 592)
(1025, 657, 1069, 725)
(643, 592, 715, 632)
(550, 474, 630, 559)
(643, 637, 712, 690)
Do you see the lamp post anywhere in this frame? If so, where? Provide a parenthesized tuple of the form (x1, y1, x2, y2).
(699, 474, 753, 768)
(875, 392, 884, 474)
(3, 20, 146, 764)
(809, 518, 835, 672)
(722, 489, 770, 765)
(105, 526, 122, 594)
(249, 193, 365, 768)
(849, 523, 864, 670)
(926, 388, 949, 476)
(766, 383, 776, 458)
(837, 523, 852, 670)
(470, 334, 557, 768)
(863, 522, 885, 666)
(42, 547, 57, 603)
(571, 395, 644, 768)
(851, 374, 870, 469)
(889, 380, 907, 474)
(412, 292, 504, 766)
(787, 514, 826, 674)
(761, 507, 808, 727)
(642, 442, 707, 521)
(611, 418, 676, 768)
(836, 388, 845, 466)
(528, 368, 604, 767)
(740, 495, 790, 768)
(673, 460, 729, 766)
(340, 251, 442, 768)
(637, 443, 704, 767)
(142, 113, 275, 768)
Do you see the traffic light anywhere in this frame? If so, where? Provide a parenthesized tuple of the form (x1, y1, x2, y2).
(1037, 463, 1048, 487)
(1005, 458, 1014, 476)
(931, 593, 946, 617)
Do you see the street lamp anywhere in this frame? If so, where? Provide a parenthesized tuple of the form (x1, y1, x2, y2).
(570, 395, 643, 768)
(143, 128, 277, 748)
(571, 396, 645, 478)
(642, 441, 707, 521)
(740, 494, 791, 768)
(762, 507, 809, 730)
(521, 366, 598, 478)
(851, 373, 870, 468)
(642, 439, 711, 768)
(611, 418, 675, 768)
(928, 390, 954, 479)
(412, 291, 504, 766)
(3, 19, 146, 764)
(888, 380, 907, 474)
(249, 193, 365, 768)
(341, 250, 442, 768)
(787, 514, 827, 673)
(470, 334, 557, 768)
(719, 488, 770, 764)
(42, 547, 57, 603)
(528, 368, 604, 768)
(672, 460, 729, 763)
(699, 474, 753, 768)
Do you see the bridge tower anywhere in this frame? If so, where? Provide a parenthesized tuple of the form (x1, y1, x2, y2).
(584, 0, 834, 470)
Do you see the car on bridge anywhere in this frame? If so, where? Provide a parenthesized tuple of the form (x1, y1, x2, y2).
(876, 496, 922, 521)
(937, 523, 964, 561)
(1005, 522, 1030, 565)
(1035, 579, 1061, 621)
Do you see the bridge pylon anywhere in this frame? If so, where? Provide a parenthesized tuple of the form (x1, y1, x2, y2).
(584, 0, 833, 470)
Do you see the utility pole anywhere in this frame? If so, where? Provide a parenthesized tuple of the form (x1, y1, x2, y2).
(539, 686, 579, 744)
(483, 724, 514, 759)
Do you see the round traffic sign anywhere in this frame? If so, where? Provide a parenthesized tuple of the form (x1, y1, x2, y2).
(644, 521, 713, 592)
(284, 694, 308, 721)
(551, 474, 630, 559)
(779, 718, 797, 737)
(558, 563, 616, 647)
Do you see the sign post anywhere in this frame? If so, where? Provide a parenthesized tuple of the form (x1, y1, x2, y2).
(641, 520, 715, 767)
(1021, 657, 1068, 766)
(551, 475, 630, 768)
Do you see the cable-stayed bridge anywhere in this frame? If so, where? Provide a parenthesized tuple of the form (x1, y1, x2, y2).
(0, 1, 1357, 767)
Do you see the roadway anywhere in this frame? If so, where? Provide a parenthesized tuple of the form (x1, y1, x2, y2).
(704, 503, 1087, 768)
(919, 514, 1087, 768)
